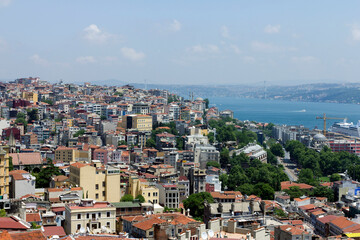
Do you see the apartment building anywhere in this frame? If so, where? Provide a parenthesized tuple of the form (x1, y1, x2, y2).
(121, 114, 152, 132)
(69, 160, 121, 202)
(0, 146, 10, 198)
(128, 176, 159, 204)
(64, 199, 116, 234)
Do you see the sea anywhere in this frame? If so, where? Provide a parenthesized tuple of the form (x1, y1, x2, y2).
(209, 97, 360, 130)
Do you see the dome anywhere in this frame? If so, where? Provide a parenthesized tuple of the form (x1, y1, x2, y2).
(313, 133, 327, 141)
(195, 97, 203, 101)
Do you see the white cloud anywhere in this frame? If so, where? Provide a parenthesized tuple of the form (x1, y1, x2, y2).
(170, 19, 182, 32)
(291, 56, 318, 63)
(229, 44, 241, 54)
(251, 41, 297, 52)
(83, 24, 113, 43)
(351, 26, 360, 41)
(30, 54, 48, 66)
(243, 56, 255, 63)
(121, 47, 145, 61)
(0, 0, 12, 7)
(221, 25, 230, 38)
(187, 44, 220, 54)
(76, 56, 96, 64)
(264, 24, 281, 34)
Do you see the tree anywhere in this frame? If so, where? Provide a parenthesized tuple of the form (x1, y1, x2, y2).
(0, 209, 6, 217)
(100, 115, 107, 120)
(135, 194, 145, 203)
(207, 132, 215, 144)
(183, 192, 214, 221)
(206, 161, 220, 168)
(330, 173, 341, 182)
(34, 159, 61, 188)
(236, 183, 254, 196)
(204, 98, 210, 109)
(9, 156, 13, 171)
(15, 112, 27, 128)
(311, 186, 334, 202)
(270, 143, 285, 157)
(121, 194, 134, 202)
(253, 183, 274, 200)
(266, 150, 278, 165)
(220, 148, 230, 167)
(27, 109, 38, 123)
(73, 129, 85, 137)
(176, 137, 184, 150)
(118, 140, 128, 146)
(145, 139, 155, 148)
(284, 186, 304, 200)
(298, 168, 317, 185)
(31, 222, 41, 229)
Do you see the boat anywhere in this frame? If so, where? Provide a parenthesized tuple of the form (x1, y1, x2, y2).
(330, 119, 360, 137)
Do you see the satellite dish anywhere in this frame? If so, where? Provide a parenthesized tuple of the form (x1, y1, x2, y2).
(201, 232, 208, 240)
(79, 227, 86, 234)
(208, 230, 214, 238)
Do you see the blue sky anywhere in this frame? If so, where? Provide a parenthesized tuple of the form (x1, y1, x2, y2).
(0, 1, 360, 85)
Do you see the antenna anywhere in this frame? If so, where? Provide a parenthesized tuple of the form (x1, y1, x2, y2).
(201, 232, 208, 240)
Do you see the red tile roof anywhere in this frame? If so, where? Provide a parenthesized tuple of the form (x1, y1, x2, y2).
(42, 226, 66, 237)
(9, 152, 42, 166)
(26, 213, 41, 222)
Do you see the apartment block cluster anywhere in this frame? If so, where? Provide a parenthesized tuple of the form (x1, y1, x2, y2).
(1, 77, 360, 239)
(0, 77, 235, 239)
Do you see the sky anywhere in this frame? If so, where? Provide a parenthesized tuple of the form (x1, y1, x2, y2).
(1, 1, 360, 86)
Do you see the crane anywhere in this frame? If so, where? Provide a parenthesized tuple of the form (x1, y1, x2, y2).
(316, 113, 346, 135)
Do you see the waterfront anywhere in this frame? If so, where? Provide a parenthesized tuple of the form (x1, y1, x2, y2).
(209, 97, 360, 130)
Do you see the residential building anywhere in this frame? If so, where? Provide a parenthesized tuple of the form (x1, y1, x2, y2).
(64, 199, 116, 234)
(69, 160, 121, 202)
(0, 146, 10, 198)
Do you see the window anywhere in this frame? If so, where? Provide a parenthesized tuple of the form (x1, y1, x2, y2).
(149, 231, 154, 236)
(77, 214, 81, 219)
(77, 224, 81, 230)
(86, 213, 89, 219)
(95, 193, 99, 199)
(98, 213, 101, 218)
(107, 222, 111, 227)
(95, 184, 99, 190)
(107, 212, 110, 217)
(102, 181, 106, 187)
(102, 191, 105, 197)
(148, 193, 150, 197)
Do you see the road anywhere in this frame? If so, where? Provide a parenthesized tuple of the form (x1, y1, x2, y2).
(277, 151, 298, 182)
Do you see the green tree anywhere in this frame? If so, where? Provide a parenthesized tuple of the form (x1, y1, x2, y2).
(253, 183, 274, 200)
(311, 186, 334, 202)
(298, 168, 317, 185)
(73, 129, 85, 137)
(31, 222, 41, 229)
(0, 209, 6, 217)
(121, 194, 134, 202)
(207, 132, 215, 144)
(220, 148, 230, 167)
(27, 109, 38, 123)
(266, 150, 278, 165)
(219, 174, 228, 190)
(176, 137, 184, 150)
(145, 138, 155, 148)
(274, 208, 287, 218)
(284, 186, 304, 200)
(206, 161, 220, 168)
(183, 192, 214, 221)
(118, 140, 128, 146)
(236, 183, 254, 196)
(34, 159, 61, 188)
(100, 115, 107, 120)
(9, 156, 13, 171)
(204, 98, 210, 109)
(135, 194, 145, 203)
(330, 173, 341, 182)
(270, 143, 285, 157)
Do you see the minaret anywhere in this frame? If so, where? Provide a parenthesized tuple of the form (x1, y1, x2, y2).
(8, 129, 16, 153)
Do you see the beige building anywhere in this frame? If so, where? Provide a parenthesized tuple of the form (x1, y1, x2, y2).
(69, 160, 121, 202)
(22, 92, 38, 103)
(64, 199, 116, 234)
(55, 146, 89, 163)
(128, 176, 159, 204)
(121, 114, 152, 132)
(0, 146, 9, 198)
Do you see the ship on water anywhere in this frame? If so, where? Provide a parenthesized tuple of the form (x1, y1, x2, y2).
(330, 119, 360, 137)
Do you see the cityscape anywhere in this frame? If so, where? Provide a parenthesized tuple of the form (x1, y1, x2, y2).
(2, 1, 360, 240)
